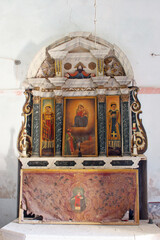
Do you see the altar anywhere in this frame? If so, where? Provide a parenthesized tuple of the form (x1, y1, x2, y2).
(16, 32, 148, 225)
(1, 220, 160, 240)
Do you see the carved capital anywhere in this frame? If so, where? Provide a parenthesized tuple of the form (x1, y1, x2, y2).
(33, 87, 40, 91)
(55, 86, 62, 90)
(98, 95, 106, 103)
(41, 88, 55, 92)
(33, 96, 40, 104)
(97, 85, 105, 89)
(55, 96, 63, 104)
(121, 94, 129, 102)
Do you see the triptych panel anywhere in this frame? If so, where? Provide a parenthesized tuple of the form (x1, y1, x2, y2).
(39, 96, 123, 157)
(40, 98, 55, 156)
(62, 97, 98, 157)
(106, 96, 121, 156)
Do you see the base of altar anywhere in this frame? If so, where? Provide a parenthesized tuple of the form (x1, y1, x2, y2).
(1, 219, 160, 240)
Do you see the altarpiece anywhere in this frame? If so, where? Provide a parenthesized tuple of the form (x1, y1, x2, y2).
(17, 32, 148, 225)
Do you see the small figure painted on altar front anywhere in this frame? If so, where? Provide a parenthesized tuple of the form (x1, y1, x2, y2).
(65, 128, 77, 155)
(65, 62, 95, 79)
(70, 187, 86, 212)
(108, 103, 120, 140)
(74, 104, 88, 127)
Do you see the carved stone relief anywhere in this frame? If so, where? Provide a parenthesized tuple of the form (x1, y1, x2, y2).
(104, 57, 125, 77)
(36, 54, 55, 78)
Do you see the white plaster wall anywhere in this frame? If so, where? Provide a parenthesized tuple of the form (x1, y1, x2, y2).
(0, 0, 160, 227)
(139, 94, 160, 202)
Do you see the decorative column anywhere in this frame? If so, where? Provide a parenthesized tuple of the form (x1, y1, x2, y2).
(48, 50, 68, 77)
(55, 59, 62, 77)
(121, 94, 131, 155)
(55, 96, 63, 156)
(97, 59, 104, 76)
(98, 95, 106, 155)
(90, 50, 110, 77)
(32, 96, 41, 156)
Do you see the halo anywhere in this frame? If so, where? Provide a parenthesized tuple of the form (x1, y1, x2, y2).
(43, 103, 53, 112)
(110, 102, 117, 107)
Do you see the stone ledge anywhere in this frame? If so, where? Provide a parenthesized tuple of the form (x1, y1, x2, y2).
(1, 220, 160, 240)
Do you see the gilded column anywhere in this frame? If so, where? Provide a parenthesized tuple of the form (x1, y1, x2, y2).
(121, 94, 131, 155)
(98, 95, 106, 155)
(55, 96, 63, 156)
(97, 59, 104, 76)
(32, 96, 40, 156)
(55, 59, 62, 77)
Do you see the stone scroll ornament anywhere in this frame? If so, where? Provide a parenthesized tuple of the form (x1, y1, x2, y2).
(17, 90, 33, 157)
(130, 87, 148, 154)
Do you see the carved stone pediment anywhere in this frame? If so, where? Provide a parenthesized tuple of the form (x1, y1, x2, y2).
(26, 32, 134, 86)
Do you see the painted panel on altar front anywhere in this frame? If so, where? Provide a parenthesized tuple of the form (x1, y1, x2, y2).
(40, 98, 55, 156)
(19, 169, 139, 225)
(106, 96, 121, 156)
(62, 97, 98, 157)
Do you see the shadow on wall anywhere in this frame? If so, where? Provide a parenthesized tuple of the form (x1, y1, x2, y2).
(14, 35, 63, 86)
(0, 128, 17, 199)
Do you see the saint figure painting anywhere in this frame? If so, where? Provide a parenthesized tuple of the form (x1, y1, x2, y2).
(40, 98, 55, 156)
(70, 187, 86, 212)
(106, 96, 121, 156)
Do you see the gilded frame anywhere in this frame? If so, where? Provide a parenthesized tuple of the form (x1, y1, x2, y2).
(106, 95, 122, 156)
(19, 169, 139, 225)
(40, 98, 55, 157)
(62, 96, 98, 157)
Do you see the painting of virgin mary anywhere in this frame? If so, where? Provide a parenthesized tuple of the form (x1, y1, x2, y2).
(63, 97, 98, 157)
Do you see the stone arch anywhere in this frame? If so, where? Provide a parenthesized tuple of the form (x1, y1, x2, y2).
(26, 32, 134, 80)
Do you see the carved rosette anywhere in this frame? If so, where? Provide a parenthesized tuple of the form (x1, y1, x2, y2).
(121, 94, 129, 102)
(130, 87, 148, 154)
(17, 90, 33, 157)
(33, 96, 40, 104)
(98, 95, 106, 103)
(55, 96, 63, 104)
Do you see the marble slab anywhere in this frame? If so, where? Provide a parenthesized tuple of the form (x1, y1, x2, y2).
(1, 220, 160, 240)
(19, 155, 146, 169)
